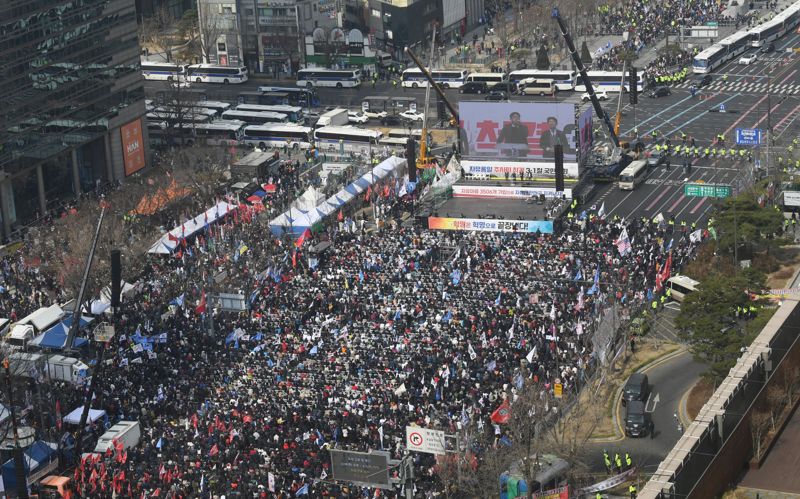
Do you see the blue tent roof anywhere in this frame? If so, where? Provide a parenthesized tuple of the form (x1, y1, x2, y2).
(30, 322, 89, 350)
(1, 441, 57, 493)
(62, 314, 93, 329)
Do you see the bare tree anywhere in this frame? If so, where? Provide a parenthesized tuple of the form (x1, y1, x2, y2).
(781, 365, 800, 408)
(766, 385, 785, 432)
(750, 410, 771, 462)
(139, 5, 178, 63)
(194, 2, 228, 64)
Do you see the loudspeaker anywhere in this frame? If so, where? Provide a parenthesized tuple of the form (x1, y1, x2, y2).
(554, 145, 565, 192)
(629, 66, 639, 105)
(407, 138, 417, 182)
(111, 249, 121, 308)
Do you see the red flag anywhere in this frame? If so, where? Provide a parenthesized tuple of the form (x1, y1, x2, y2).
(292, 250, 297, 269)
(364, 185, 372, 202)
(660, 252, 672, 284)
(174, 248, 183, 260)
(209, 443, 219, 457)
(295, 228, 311, 248)
(167, 232, 179, 244)
(383, 185, 390, 198)
(490, 399, 511, 424)
(337, 210, 344, 222)
(195, 290, 207, 314)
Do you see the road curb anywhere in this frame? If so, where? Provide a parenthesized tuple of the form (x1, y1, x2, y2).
(589, 345, 685, 443)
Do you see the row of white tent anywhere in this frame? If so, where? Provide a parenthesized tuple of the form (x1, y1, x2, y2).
(269, 156, 407, 236)
(147, 201, 238, 255)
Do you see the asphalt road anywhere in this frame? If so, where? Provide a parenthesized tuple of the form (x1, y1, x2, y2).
(587, 350, 705, 475)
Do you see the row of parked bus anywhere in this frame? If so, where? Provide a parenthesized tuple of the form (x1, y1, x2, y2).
(693, 0, 800, 73)
(292, 66, 644, 93)
(141, 61, 249, 84)
(148, 114, 418, 154)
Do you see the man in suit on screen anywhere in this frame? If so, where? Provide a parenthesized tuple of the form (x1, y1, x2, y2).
(539, 116, 571, 158)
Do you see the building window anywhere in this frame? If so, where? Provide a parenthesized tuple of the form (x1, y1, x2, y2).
(245, 8, 254, 15)
(218, 42, 227, 52)
(386, 30, 393, 39)
(372, 8, 380, 17)
(313, 3, 317, 10)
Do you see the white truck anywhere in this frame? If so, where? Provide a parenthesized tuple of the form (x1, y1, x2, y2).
(94, 421, 141, 454)
(7, 353, 90, 384)
(6, 324, 35, 350)
(315, 108, 349, 128)
(47, 355, 90, 384)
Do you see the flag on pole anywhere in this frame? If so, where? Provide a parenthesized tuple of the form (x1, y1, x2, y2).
(295, 228, 311, 248)
(598, 201, 606, 218)
(490, 399, 511, 424)
(195, 290, 207, 315)
(616, 227, 632, 256)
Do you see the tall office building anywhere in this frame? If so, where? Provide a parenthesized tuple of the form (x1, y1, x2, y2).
(0, 0, 148, 240)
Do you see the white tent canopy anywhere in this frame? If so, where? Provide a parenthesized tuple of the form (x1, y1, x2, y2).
(292, 186, 326, 211)
(64, 407, 106, 425)
(269, 156, 406, 236)
(148, 201, 238, 254)
(24, 305, 64, 332)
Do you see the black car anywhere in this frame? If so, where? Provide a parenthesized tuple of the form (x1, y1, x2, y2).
(485, 90, 509, 101)
(460, 81, 489, 94)
(760, 42, 775, 54)
(490, 81, 518, 95)
(648, 86, 671, 98)
(696, 74, 712, 88)
(380, 115, 403, 126)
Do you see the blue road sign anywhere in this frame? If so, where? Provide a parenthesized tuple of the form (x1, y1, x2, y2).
(719, 104, 726, 113)
(736, 128, 762, 146)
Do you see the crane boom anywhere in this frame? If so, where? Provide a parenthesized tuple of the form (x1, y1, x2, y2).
(403, 47, 460, 124)
(552, 8, 620, 148)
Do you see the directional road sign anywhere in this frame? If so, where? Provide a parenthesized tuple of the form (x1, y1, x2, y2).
(735, 128, 762, 146)
(406, 426, 448, 455)
(684, 183, 732, 198)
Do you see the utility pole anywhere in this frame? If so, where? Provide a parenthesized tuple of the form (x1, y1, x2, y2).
(3, 358, 29, 499)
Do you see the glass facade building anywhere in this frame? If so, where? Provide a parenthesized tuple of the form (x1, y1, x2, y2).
(0, 0, 147, 239)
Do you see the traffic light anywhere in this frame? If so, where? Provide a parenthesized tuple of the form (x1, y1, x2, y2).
(629, 67, 639, 105)
(437, 99, 446, 120)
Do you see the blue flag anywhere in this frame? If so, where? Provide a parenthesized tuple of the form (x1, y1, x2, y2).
(450, 269, 462, 285)
(495, 292, 502, 305)
(170, 294, 185, 307)
(156, 437, 163, 449)
(296, 484, 309, 496)
(574, 269, 582, 281)
(309, 345, 318, 356)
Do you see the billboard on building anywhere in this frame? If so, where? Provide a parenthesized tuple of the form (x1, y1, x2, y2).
(578, 107, 593, 159)
(459, 102, 577, 161)
(121, 119, 146, 176)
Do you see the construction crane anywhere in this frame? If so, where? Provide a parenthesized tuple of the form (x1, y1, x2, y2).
(552, 7, 620, 148)
(404, 45, 461, 166)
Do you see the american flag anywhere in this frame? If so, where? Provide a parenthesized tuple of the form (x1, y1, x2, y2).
(616, 227, 632, 256)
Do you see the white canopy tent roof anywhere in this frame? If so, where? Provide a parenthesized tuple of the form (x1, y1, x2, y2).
(148, 201, 238, 254)
(292, 186, 327, 211)
(64, 407, 106, 425)
(269, 156, 406, 235)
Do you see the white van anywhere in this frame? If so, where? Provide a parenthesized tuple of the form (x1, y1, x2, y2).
(520, 78, 556, 96)
(94, 421, 141, 454)
(667, 275, 700, 302)
(465, 72, 506, 88)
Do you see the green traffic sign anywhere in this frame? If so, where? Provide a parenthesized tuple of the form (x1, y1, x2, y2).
(684, 183, 732, 198)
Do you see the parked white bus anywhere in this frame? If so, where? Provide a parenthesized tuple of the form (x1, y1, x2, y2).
(141, 62, 188, 81)
(193, 100, 232, 115)
(314, 126, 382, 154)
(242, 124, 313, 150)
(508, 69, 576, 90)
(465, 72, 506, 88)
(192, 121, 245, 146)
(186, 64, 248, 84)
(221, 110, 288, 125)
(401, 68, 469, 88)
(575, 71, 643, 93)
(618, 160, 649, 190)
(666, 275, 700, 302)
(235, 104, 303, 122)
(296, 68, 362, 88)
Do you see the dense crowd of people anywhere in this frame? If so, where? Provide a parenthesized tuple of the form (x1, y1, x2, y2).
(0, 162, 706, 497)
